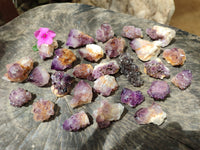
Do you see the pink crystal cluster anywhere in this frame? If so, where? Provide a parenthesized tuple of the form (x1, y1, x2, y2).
(73, 64, 93, 80)
(63, 111, 90, 131)
(121, 88, 144, 107)
(9, 88, 32, 107)
(121, 26, 143, 39)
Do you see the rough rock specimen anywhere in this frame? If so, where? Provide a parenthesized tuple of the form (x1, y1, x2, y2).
(72, 0, 175, 24)
(163, 48, 186, 66)
(134, 103, 167, 125)
(28, 66, 50, 87)
(3, 57, 33, 82)
(38, 40, 58, 60)
(105, 37, 125, 58)
(147, 81, 170, 100)
(119, 54, 144, 87)
(121, 88, 144, 107)
(70, 80, 93, 108)
(9, 88, 32, 107)
(92, 60, 120, 79)
(93, 75, 118, 96)
(51, 71, 74, 97)
(93, 100, 124, 128)
(121, 26, 143, 39)
(66, 29, 94, 48)
(73, 64, 93, 80)
(79, 44, 104, 62)
(51, 48, 76, 71)
(32, 99, 55, 122)
(63, 111, 90, 131)
(171, 70, 192, 90)
(96, 23, 114, 42)
(146, 25, 176, 47)
(130, 38, 160, 61)
(144, 58, 170, 79)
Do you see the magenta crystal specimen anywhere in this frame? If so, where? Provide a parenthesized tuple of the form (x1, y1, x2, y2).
(134, 103, 167, 125)
(63, 111, 90, 131)
(70, 80, 93, 108)
(51, 71, 74, 97)
(96, 23, 114, 42)
(92, 60, 120, 79)
(66, 29, 94, 48)
(28, 66, 50, 87)
(171, 70, 192, 90)
(93, 75, 118, 96)
(121, 26, 143, 39)
(144, 58, 170, 79)
(105, 37, 125, 58)
(119, 54, 144, 87)
(73, 64, 93, 80)
(121, 88, 144, 107)
(93, 100, 124, 128)
(9, 88, 32, 107)
(147, 81, 170, 100)
(51, 48, 76, 71)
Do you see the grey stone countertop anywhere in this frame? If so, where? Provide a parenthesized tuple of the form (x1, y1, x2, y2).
(0, 3, 200, 150)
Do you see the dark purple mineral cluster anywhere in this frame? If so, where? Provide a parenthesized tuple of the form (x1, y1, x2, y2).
(51, 71, 74, 97)
(147, 81, 170, 100)
(9, 88, 32, 107)
(171, 70, 192, 90)
(96, 23, 114, 42)
(119, 54, 144, 87)
(121, 88, 144, 107)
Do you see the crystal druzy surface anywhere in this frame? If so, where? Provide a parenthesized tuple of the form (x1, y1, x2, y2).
(96, 23, 114, 42)
(121, 26, 143, 39)
(73, 64, 93, 80)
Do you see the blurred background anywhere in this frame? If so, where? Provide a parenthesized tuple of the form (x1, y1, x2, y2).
(0, 0, 200, 36)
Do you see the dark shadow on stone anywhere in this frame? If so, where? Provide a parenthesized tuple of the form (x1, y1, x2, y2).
(0, 40, 5, 60)
(24, 93, 36, 107)
(56, 40, 64, 49)
(110, 122, 200, 150)
(92, 88, 98, 102)
(80, 126, 112, 150)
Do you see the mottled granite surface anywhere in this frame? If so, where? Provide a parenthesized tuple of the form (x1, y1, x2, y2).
(0, 3, 200, 150)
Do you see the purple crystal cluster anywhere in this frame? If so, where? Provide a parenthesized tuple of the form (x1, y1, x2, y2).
(66, 29, 94, 48)
(28, 66, 50, 87)
(96, 23, 114, 42)
(93, 100, 124, 128)
(121, 88, 144, 107)
(63, 111, 90, 131)
(144, 58, 170, 79)
(121, 26, 143, 39)
(9, 88, 32, 107)
(93, 75, 118, 96)
(51, 71, 74, 97)
(70, 80, 93, 108)
(73, 64, 93, 80)
(146, 28, 163, 40)
(147, 81, 170, 100)
(51, 48, 76, 71)
(171, 70, 192, 90)
(32, 99, 55, 122)
(38, 40, 58, 60)
(105, 37, 125, 58)
(119, 54, 144, 87)
(92, 60, 120, 79)
(134, 103, 167, 125)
